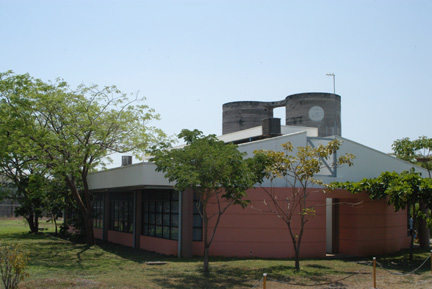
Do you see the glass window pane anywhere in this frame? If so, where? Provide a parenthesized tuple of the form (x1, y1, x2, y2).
(193, 202, 201, 214)
(163, 201, 170, 213)
(156, 202, 163, 213)
(149, 225, 156, 236)
(171, 227, 178, 240)
(171, 201, 179, 213)
(149, 213, 155, 224)
(171, 191, 179, 201)
(193, 215, 202, 227)
(149, 201, 155, 213)
(163, 214, 170, 226)
(163, 226, 170, 239)
(193, 228, 202, 241)
(155, 226, 162, 238)
(156, 214, 162, 225)
(171, 214, 179, 227)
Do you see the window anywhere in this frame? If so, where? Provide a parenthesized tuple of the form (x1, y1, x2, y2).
(92, 194, 104, 229)
(193, 194, 203, 241)
(109, 192, 134, 233)
(142, 190, 179, 240)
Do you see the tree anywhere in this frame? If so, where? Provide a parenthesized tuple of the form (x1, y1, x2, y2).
(43, 176, 70, 235)
(0, 71, 165, 244)
(150, 129, 263, 273)
(329, 170, 432, 260)
(0, 102, 45, 233)
(254, 139, 354, 270)
(392, 136, 432, 248)
(392, 136, 432, 176)
(0, 244, 30, 289)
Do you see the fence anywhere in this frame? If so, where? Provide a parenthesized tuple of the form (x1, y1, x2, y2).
(252, 251, 432, 288)
(0, 200, 20, 218)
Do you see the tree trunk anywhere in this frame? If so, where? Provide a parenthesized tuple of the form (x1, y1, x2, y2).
(294, 248, 300, 270)
(53, 217, 58, 235)
(83, 214, 95, 245)
(202, 206, 209, 273)
(409, 204, 415, 261)
(65, 175, 95, 245)
(26, 213, 39, 233)
(204, 246, 209, 273)
(418, 203, 430, 249)
(34, 214, 39, 233)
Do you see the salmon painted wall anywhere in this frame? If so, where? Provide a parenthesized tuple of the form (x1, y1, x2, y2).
(140, 236, 178, 256)
(192, 187, 411, 258)
(96, 187, 410, 259)
(94, 228, 103, 239)
(107, 230, 134, 247)
(335, 191, 410, 256)
(192, 187, 327, 258)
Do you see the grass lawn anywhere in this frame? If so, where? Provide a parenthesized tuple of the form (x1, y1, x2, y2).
(1, 218, 432, 288)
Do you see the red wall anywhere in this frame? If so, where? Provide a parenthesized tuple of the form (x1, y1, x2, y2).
(96, 187, 410, 259)
(337, 193, 410, 256)
(193, 187, 327, 258)
(94, 228, 103, 239)
(192, 187, 410, 258)
(107, 230, 134, 247)
(140, 236, 178, 256)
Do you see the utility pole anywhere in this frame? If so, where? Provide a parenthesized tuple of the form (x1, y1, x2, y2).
(326, 73, 335, 94)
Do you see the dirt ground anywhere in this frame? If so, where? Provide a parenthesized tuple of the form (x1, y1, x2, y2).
(257, 270, 432, 289)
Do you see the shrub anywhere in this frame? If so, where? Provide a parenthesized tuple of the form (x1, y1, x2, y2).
(0, 244, 30, 289)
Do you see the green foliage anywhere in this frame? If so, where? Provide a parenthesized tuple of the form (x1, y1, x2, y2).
(151, 129, 260, 208)
(392, 136, 432, 175)
(255, 139, 355, 187)
(254, 139, 355, 270)
(0, 70, 166, 244)
(0, 244, 30, 289)
(329, 170, 432, 258)
(150, 129, 263, 272)
(330, 170, 432, 211)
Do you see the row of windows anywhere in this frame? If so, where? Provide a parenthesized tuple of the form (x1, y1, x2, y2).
(142, 190, 179, 240)
(92, 191, 202, 241)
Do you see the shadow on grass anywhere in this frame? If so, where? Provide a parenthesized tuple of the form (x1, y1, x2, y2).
(4, 228, 432, 288)
(364, 247, 432, 274)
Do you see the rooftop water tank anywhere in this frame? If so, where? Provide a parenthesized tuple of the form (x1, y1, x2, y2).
(285, 92, 341, 137)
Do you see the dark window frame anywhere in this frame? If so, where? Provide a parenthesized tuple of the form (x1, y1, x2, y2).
(193, 194, 203, 241)
(92, 193, 104, 229)
(109, 192, 134, 233)
(142, 190, 179, 240)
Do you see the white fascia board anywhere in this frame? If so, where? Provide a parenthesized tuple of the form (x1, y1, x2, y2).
(88, 162, 173, 191)
(218, 125, 318, 143)
(218, 127, 263, 143)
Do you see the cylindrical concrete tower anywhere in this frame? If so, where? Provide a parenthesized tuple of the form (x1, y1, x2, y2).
(285, 92, 341, 137)
(222, 101, 274, 134)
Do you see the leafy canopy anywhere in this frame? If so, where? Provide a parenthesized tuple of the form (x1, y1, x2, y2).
(330, 170, 432, 211)
(151, 129, 260, 206)
(256, 139, 355, 187)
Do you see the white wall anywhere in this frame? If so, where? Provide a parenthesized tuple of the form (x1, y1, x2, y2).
(320, 137, 428, 184)
(88, 162, 173, 190)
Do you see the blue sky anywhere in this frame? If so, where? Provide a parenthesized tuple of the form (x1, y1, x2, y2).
(2, 0, 431, 158)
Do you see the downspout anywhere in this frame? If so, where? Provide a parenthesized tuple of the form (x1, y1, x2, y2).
(102, 193, 106, 241)
(133, 190, 137, 249)
(178, 190, 182, 258)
